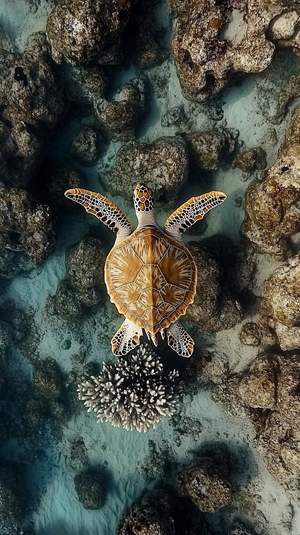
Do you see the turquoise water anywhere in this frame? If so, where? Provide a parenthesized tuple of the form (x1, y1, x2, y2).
(1, 1, 300, 534)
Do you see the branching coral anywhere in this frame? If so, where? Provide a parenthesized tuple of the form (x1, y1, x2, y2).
(78, 345, 180, 432)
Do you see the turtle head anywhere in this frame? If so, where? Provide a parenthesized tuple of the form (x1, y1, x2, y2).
(133, 184, 156, 226)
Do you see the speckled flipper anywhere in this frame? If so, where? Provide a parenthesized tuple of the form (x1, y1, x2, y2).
(165, 191, 227, 241)
(64, 188, 132, 242)
(111, 318, 143, 356)
(167, 321, 194, 358)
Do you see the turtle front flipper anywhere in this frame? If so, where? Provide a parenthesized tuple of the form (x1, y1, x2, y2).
(111, 319, 143, 356)
(167, 321, 194, 358)
(164, 191, 227, 241)
(65, 188, 132, 243)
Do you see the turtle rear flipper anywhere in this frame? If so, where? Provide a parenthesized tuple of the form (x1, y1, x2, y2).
(111, 319, 143, 356)
(65, 188, 132, 243)
(165, 191, 226, 241)
(167, 321, 194, 358)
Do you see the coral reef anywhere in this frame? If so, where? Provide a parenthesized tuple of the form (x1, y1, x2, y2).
(0, 32, 64, 131)
(38, 162, 86, 215)
(0, 32, 64, 188)
(241, 104, 300, 258)
(219, 352, 300, 490)
(0, 461, 26, 519)
(68, 126, 100, 167)
(78, 345, 180, 432)
(33, 357, 64, 399)
(0, 184, 54, 278)
(178, 458, 232, 512)
(46, 0, 133, 65)
(65, 236, 106, 306)
(95, 76, 147, 141)
(131, 0, 169, 68)
(171, 0, 300, 101)
(102, 136, 188, 204)
(232, 146, 267, 173)
(74, 469, 107, 509)
(117, 487, 211, 535)
(48, 237, 106, 319)
(185, 237, 253, 332)
(259, 255, 300, 351)
(183, 128, 238, 172)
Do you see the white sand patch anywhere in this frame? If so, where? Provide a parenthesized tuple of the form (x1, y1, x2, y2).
(0, 0, 55, 51)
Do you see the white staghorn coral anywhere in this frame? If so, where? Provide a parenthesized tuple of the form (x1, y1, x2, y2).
(78, 345, 180, 432)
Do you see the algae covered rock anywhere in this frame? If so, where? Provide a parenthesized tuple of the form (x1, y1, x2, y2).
(33, 357, 64, 399)
(241, 105, 300, 258)
(74, 470, 107, 509)
(0, 32, 64, 130)
(178, 459, 232, 513)
(260, 255, 300, 351)
(38, 162, 86, 215)
(102, 136, 189, 204)
(49, 237, 106, 320)
(117, 487, 211, 535)
(0, 461, 26, 519)
(227, 352, 300, 490)
(66, 236, 106, 306)
(0, 121, 42, 189)
(232, 146, 267, 173)
(131, 0, 169, 69)
(183, 128, 238, 171)
(0, 184, 54, 278)
(95, 76, 147, 141)
(171, 0, 288, 101)
(46, 0, 133, 65)
(185, 239, 247, 333)
(68, 126, 100, 167)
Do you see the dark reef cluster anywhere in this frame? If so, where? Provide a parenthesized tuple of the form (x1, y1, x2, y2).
(1, 0, 300, 534)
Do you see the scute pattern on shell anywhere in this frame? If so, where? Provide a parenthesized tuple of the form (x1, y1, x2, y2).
(78, 345, 180, 432)
(105, 228, 197, 335)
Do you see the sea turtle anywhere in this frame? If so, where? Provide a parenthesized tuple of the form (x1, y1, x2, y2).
(65, 184, 226, 357)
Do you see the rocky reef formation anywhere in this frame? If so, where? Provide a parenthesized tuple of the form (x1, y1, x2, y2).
(78, 345, 180, 432)
(131, 0, 169, 69)
(95, 76, 147, 141)
(0, 32, 64, 188)
(241, 104, 300, 258)
(171, 0, 300, 101)
(74, 469, 107, 509)
(68, 126, 100, 167)
(259, 255, 300, 351)
(232, 146, 267, 173)
(183, 128, 238, 172)
(102, 136, 189, 204)
(48, 236, 106, 319)
(117, 487, 211, 535)
(0, 460, 27, 519)
(186, 237, 254, 332)
(46, 0, 133, 65)
(219, 352, 300, 490)
(178, 458, 232, 512)
(0, 184, 55, 278)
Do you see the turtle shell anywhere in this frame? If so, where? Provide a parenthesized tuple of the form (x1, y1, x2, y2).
(105, 227, 197, 335)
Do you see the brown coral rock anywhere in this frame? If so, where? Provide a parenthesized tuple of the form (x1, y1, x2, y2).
(241, 105, 300, 258)
(102, 136, 189, 204)
(231, 352, 300, 490)
(0, 33, 64, 130)
(46, 0, 133, 65)
(178, 459, 232, 512)
(171, 0, 299, 101)
(0, 184, 54, 272)
(260, 255, 300, 350)
(186, 241, 244, 332)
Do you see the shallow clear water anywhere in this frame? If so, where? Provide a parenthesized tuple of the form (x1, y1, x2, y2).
(1, 2, 300, 535)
